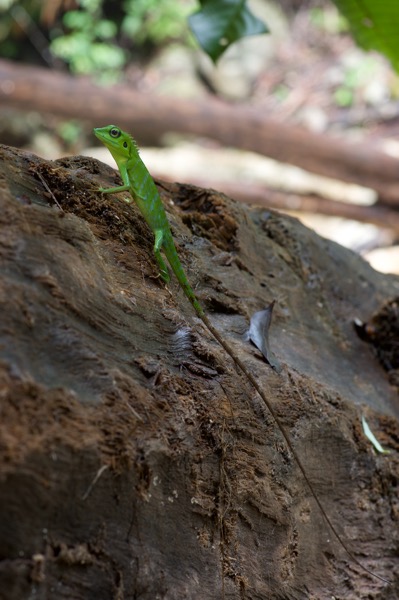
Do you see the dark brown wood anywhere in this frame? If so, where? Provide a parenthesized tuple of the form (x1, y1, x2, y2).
(162, 175, 399, 231)
(2, 58, 399, 203)
(0, 143, 398, 599)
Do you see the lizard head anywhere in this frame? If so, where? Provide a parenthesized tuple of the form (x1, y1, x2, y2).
(94, 125, 138, 164)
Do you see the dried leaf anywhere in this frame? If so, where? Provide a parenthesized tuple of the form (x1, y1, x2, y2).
(248, 301, 281, 373)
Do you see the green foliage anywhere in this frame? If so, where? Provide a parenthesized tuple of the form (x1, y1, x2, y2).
(0, 0, 39, 60)
(56, 120, 83, 145)
(50, 0, 269, 74)
(333, 0, 399, 72)
(334, 55, 380, 107)
(50, 4, 124, 81)
(4, 0, 399, 76)
(0, 0, 16, 9)
(189, 0, 269, 63)
(310, 5, 348, 35)
(0, 0, 268, 71)
(122, 0, 194, 45)
(334, 87, 353, 107)
(49, 0, 196, 79)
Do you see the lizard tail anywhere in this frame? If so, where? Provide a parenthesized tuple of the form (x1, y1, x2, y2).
(163, 235, 205, 317)
(200, 310, 390, 586)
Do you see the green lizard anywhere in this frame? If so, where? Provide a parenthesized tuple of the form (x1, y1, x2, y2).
(94, 124, 389, 585)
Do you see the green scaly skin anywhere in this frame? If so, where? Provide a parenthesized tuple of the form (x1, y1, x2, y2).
(93, 125, 389, 586)
(94, 125, 204, 317)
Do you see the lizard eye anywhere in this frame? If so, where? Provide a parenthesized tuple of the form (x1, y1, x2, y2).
(110, 127, 121, 138)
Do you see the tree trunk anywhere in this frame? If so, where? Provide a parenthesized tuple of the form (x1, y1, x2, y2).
(0, 144, 398, 599)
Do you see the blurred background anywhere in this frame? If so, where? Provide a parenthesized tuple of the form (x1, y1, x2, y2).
(1, 0, 399, 273)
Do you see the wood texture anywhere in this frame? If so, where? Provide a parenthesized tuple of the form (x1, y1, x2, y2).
(0, 144, 398, 599)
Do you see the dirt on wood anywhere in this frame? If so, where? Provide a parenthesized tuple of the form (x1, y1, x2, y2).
(0, 144, 398, 599)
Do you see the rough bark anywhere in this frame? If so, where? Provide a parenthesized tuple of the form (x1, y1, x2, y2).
(159, 175, 399, 232)
(2, 58, 399, 204)
(0, 143, 398, 600)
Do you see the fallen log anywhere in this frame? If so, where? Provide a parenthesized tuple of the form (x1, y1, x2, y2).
(0, 143, 398, 598)
(1, 58, 399, 203)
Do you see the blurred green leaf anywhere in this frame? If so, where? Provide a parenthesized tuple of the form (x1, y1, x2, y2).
(89, 43, 125, 69)
(80, 0, 102, 11)
(57, 121, 82, 144)
(310, 6, 348, 34)
(63, 10, 92, 30)
(121, 0, 193, 44)
(0, 0, 17, 9)
(94, 20, 117, 39)
(334, 87, 353, 107)
(189, 0, 269, 63)
(333, 0, 399, 71)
